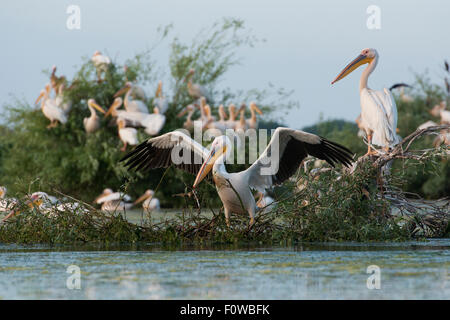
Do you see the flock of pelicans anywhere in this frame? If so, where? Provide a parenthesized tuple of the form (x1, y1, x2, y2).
(1, 48, 449, 226)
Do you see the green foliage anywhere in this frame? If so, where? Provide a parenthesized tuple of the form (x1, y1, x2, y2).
(0, 19, 295, 207)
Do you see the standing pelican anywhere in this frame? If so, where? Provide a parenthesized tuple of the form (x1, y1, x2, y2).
(106, 98, 166, 136)
(177, 104, 196, 130)
(114, 82, 149, 113)
(184, 69, 210, 102)
(55, 83, 72, 114)
(134, 189, 160, 212)
(91, 51, 111, 82)
(246, 102, 263, 130)
(84, 99, 106, 133)
(430, 101, 450, 124)
(50, 66, 67, 95)
(206, 104, 229, 133)
(0, 187, 18, 214)
(117, 119, 138, 152)
(225, 104, 238, 130)
(153, 81, 169, 114)
(96, 191, 133, 212)
(35, 84, 67, 128)
(332, 48, 399, 154)
(121, 128, 353, 226)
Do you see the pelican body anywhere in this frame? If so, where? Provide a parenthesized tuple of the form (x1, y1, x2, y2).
(92, 51, 111, 81)
(332, 48, 399, 154)
(36, 84, 68, 128)
(122, 128, 353, 226)
(115, 82, 149, 114)
(84, 99, 106, 133)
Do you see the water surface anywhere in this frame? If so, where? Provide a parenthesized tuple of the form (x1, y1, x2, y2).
(0, 240, 449, 299)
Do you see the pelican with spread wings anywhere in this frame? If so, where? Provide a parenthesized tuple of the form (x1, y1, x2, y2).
(121, 128, 353, 226)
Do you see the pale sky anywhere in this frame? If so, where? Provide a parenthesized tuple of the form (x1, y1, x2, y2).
(1, 0, 449, 128)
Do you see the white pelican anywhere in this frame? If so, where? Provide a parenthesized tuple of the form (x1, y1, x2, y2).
(177, 104, 196, 130)
(225, 104, 238, 130)
(117, 119, 139, 152)
(55, 83, 72, 115)
(0, 187, 17, 215)
(114, 82, 149, 113)
(332, 48, 399, 154)
(246, 102, 263, 130)
(430, 101, 450, 124)
(153, 81, 169, 114)
(91, 51, 111, 82)
(121, 128, 353, 226)
(184, 69, 210, 102)
(106, 98, 166, 136)
(94, 189, 135, 212)
(206, 104, 229, 133)
(256, 191, 275, 212)
(35, 84, 68, 128)
(50, 65, 67, 95)
(94, 188, 131, 204)
(134, 189, 160, 212)
(235, 105, 247, 131)
(84, 99, 106, 133)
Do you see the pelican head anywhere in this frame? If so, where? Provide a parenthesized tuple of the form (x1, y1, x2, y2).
(114, 82, 132, 98)
(134, 189, 155, 205)
(93, 50, 101, 57)
(193, 135, 231, 188)
(94, 188, 113, 204)
(331, 48, 378, 84)
(87, 99, 106, 114)
(105, 97, 123, 117)
(250, 102, 263, 115)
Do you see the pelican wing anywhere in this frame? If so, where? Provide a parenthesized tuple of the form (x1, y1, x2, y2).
(142, 114, 166, 136)
(245, 127, 353, 192)
(96, 192, 131, 204)
(121, 131, 211, 177)
(362, 89, 399, 146)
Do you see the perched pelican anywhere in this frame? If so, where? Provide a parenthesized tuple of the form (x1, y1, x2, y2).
(95, 191, 134, 212)
(50, 65, 67, 95)
(55, 83, 72, 114)
(225, 104, 238, 130)
(206, 104, 229, 133)
(153, 81, 169, 114)
(121, 128, 353, 226)
(91, 51, 111, 82)
(0, 187, 17, 214)
(84, 99, 106, 134)
(118, 119, 138, 152)
(332, 48, 400, 154)
(256, 191, 275, 212)
(184, 69, 210, 102)
(177, 104, 196, 130)
(94, 188, 131, 204)
(134, 189, 160, 212)
(235, 104, 247, 131)
(246, 102, 263, 130)
(389, 83, 413, 103)
(430, 101, 450, 124)
(114, 82, 149, 113)
(106, 98, 166, 136)
(35, 84, 67, 128)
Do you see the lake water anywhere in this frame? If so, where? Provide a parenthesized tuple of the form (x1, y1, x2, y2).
(0, 239, 449, 299)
